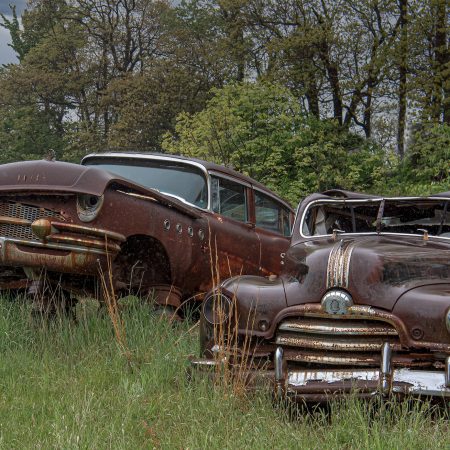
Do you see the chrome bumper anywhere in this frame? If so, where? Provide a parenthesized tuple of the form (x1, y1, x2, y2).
(0, 236, 107, 275)
(191, 345, 450, 400)
(275, 346, 450, 399)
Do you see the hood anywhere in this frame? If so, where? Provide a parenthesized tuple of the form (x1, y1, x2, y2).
(284, 234, 450, 311)
(0, 160, 120, 196)
(0, 160, 202, 219)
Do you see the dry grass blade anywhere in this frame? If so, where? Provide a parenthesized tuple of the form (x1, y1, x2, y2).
(98, 249, 133, 367)
(207, 245, 262, 398)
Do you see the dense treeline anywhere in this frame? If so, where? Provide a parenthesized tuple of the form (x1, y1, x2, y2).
(0, 0, 448, 201)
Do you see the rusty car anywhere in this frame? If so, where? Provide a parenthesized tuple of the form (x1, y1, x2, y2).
(0, 152, 293, 315)
(193, 189, 450, 401)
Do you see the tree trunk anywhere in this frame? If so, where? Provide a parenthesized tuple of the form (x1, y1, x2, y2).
(397, 0, 408, 158)
(431, 0, 448, 122)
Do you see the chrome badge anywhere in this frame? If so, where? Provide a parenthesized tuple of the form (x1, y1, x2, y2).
(321, 289, 353, 315)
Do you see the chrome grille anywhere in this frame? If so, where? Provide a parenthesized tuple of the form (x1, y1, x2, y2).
(275, 316, 401, 368)
(0, 201, 64, 240)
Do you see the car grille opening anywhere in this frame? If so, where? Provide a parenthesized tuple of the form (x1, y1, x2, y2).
(275, 316, 440, 370)
(0, 201, 65, 241)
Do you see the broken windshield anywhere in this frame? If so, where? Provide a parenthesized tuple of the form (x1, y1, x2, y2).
(84, 158, 209, 209)
(302, 199, 450, 238)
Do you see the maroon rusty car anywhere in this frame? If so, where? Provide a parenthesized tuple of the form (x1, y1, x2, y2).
(194, 190, 450, 400)
(0, 152, 293, 313)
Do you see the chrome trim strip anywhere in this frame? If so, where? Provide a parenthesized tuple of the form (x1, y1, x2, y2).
(0, 216, 31, 226)
(51, 221, 126, 242)
(278, 319, 398, 336)
(208, 170, 251, 188)
(445, 356, 450, 387)
(0, 237, 107, 255)
(326, 241, 357, 289)
(274, 347, 284, 382)
(274, 347, 285, 399)
(380, 342, 392, 394)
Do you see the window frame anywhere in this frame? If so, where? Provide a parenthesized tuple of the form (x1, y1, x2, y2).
(209, 172, 250, 224)
(253, 188, 293, 236)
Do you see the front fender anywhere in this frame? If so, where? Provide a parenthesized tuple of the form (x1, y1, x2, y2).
(393, 283, 450, 345)
(221, 275, 287, 336)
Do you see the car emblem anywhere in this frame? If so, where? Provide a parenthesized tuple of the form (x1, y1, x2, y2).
(321, 289, 353, 315)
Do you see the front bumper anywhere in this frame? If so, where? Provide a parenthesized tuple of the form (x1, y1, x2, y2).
(0, 221, 125, 276)
(191, 344, 450, 401)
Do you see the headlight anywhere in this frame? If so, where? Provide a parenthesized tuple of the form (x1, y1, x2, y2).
(76, 194, 104, 222)
(202, 292, 232, 325)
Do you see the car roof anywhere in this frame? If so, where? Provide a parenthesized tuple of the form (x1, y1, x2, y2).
(317, 189, 450, 200)
(297, 189, 450, 219)
(82, 151, 292, 209)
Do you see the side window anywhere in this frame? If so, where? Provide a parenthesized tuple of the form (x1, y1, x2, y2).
(255, 191, 291, 236)
(211, 176, 247, 222)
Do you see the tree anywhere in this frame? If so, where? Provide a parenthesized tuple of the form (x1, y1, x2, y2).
(163, 82, 388, 202)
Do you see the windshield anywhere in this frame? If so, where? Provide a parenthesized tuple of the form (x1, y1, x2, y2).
(302, 199, 450, 238)
(85, 158, 208, 208)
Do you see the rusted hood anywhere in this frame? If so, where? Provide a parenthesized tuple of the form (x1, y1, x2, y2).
(284, 235, 450, 311)
(0, 160, 117, 195)
(0, 160, 202, 218)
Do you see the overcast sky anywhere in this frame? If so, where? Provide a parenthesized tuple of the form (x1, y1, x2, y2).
(0, 0, 27, 65)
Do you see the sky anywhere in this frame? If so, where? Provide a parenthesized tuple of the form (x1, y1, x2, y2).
(0, 0, 27, 65)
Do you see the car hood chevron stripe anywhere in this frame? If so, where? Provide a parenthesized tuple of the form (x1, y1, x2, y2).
(326, 240, 356, 289)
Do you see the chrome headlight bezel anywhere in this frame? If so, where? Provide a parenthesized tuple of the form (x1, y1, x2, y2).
(76, 194, 104, 222)
(202, 292, 232, 325)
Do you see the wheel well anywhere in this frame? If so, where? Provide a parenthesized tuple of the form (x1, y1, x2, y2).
(113, 235, 171, 294)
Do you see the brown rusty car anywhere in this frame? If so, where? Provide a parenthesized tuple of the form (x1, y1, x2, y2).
(0, 152, 293, 313)
(194, 190, 450, 401)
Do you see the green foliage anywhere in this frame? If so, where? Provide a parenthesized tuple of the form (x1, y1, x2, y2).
(163, 82, 389, 203)
(406, 123, 450, 183)
(0, 105, 64, 162)
(385, 123, 450, 196)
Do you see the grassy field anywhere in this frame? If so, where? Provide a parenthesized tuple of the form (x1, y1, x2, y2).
(0, 298, 448, 449)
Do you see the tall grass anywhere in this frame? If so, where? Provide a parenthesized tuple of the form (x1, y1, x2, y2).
(0, 298, 448, 449)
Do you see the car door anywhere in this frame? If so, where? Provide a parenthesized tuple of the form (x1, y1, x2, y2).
(253, 189, 292, 276)
(207, 174, 261, 281)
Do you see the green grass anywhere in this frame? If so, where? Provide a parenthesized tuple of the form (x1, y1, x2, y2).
(0, 298, 448, 449)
